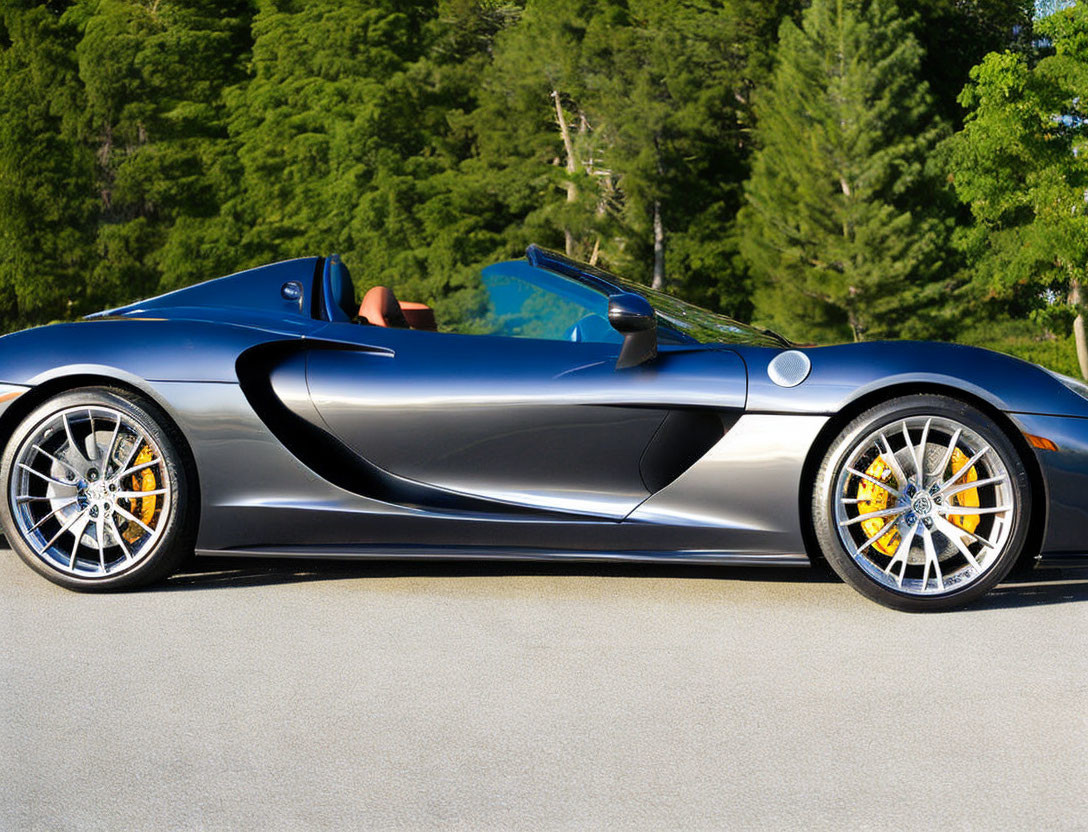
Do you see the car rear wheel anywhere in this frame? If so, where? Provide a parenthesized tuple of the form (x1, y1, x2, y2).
(812, 394, 1032, 612)
(1, 387, 194, 591)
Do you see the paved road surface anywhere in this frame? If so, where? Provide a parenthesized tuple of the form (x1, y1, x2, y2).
(2, 549, 1086, 830)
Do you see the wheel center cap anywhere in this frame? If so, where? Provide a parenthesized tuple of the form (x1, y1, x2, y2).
(912, 494, 933, 516)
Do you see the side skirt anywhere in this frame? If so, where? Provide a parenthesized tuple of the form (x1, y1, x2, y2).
(1035, 552, 1088, 568)
(194, 545, 811, 567)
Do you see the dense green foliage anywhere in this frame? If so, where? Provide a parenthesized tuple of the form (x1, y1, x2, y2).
(4, 0, 1086, 376)
(946, 1, 1088, 377)
(739, 0, 948, 344)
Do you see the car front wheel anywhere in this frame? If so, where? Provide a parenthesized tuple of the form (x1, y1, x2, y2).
(812, 394, 1032, 612)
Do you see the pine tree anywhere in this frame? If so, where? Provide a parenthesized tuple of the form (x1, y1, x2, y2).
(585, 0, 771, 316)
(739, 0, 947, 343)
(431, 0, 792, 322)
(224, 0, 433, 272)
(346, 1, 523, 328)
(0, 3, 95, 330)
(1, 0, 1032, 347)
(70, 0, 254, 306)
(464, 0, 621, 263)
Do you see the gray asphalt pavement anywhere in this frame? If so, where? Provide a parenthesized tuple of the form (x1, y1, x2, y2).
(2, 549, 1086, 831)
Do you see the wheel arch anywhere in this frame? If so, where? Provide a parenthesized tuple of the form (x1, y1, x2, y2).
(0, 373, 202, 529)
(798, 381, 1047, 574)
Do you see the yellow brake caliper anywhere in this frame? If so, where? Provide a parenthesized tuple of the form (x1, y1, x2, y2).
(857, 457, 900, 557)
(947, 447, 980, 534)
(858, 443, 981, 557)
(123, 444, 158, 544)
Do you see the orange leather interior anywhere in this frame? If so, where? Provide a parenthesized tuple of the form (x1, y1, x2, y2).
(400, 301, 437, 332)
(359, 286, 409, 328)
(359, 287, 437, 331)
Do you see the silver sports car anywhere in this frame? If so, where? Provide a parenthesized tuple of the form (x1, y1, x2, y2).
(0, 246, 1085, 610)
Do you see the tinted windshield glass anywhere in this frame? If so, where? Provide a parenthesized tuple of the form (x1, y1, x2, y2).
(443, 252, 785, 347)
(525, 248, 784, 347)
(611, 278, 786, 347)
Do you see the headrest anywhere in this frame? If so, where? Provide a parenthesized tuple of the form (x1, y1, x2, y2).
(360, 286, 409, 328)
(322, 254, 357, 322)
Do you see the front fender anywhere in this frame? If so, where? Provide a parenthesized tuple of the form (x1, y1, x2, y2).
(738, 341, 1088, 419)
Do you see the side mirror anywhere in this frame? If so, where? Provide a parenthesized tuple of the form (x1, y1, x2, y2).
(608, 292, 658, 369)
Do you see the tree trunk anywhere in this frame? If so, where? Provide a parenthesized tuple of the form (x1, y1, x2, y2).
(97, 123, 113, 213)
(652, 200, 665, 290)
(551, 90, 577, 256)
(650, 133, 667, 290)
(847, 306, 862, 343)
(1072, 278, 1088, 380)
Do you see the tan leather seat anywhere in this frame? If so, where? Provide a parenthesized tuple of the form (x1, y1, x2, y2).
(359, 286, 409, 328)
(399, 301, 437, 332)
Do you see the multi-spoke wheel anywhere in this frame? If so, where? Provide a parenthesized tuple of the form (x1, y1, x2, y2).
(1, 387, 194, 590)
(812, 394, 1032, 611)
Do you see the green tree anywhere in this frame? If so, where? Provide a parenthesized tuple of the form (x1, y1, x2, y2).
(224, 1, 432, 270)
(462, 0, 619, 263)
(588, 0, 769, 313)
(0, 2, 95, 330)
(70, 0, 253, 306)
(1, 0, 1042, 356)
(739, 0, 948, 343)
(438, 0, 795, 321)
(946, 2, 1088, 378)
(905, 0, 1033, 129)
(345, 1, 523, 327)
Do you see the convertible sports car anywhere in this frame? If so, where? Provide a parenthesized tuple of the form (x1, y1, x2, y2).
(0, 245, 1086, 610)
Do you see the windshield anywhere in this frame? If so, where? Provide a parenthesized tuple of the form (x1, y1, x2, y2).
(611, 277, 787, 348)
(525, 246, 786, 348)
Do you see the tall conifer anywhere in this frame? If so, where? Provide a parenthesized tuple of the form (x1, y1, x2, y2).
(739, 0, 946, 343)
(0, 4, 94, 330)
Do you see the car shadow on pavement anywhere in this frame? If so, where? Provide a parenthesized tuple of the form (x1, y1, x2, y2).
(966, 569, 1088, 611)
(158, 556, 1088, 608)
(162, 557, 839, 590)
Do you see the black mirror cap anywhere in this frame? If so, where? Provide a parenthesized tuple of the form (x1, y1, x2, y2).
(609, 293, 658, 369)
(608, 292, 655, 333)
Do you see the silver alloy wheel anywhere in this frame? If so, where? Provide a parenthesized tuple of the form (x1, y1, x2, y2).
(833, 415, 1015, 596)
(8, 405, 171, 578)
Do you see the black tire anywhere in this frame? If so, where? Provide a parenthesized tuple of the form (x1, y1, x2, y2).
(812, 394, 1032, 612)
(1, 386, 195, 591)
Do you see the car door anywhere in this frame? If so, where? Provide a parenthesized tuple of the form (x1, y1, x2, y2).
(299, 322, 746, 519)
(284, 259, 749, 519)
